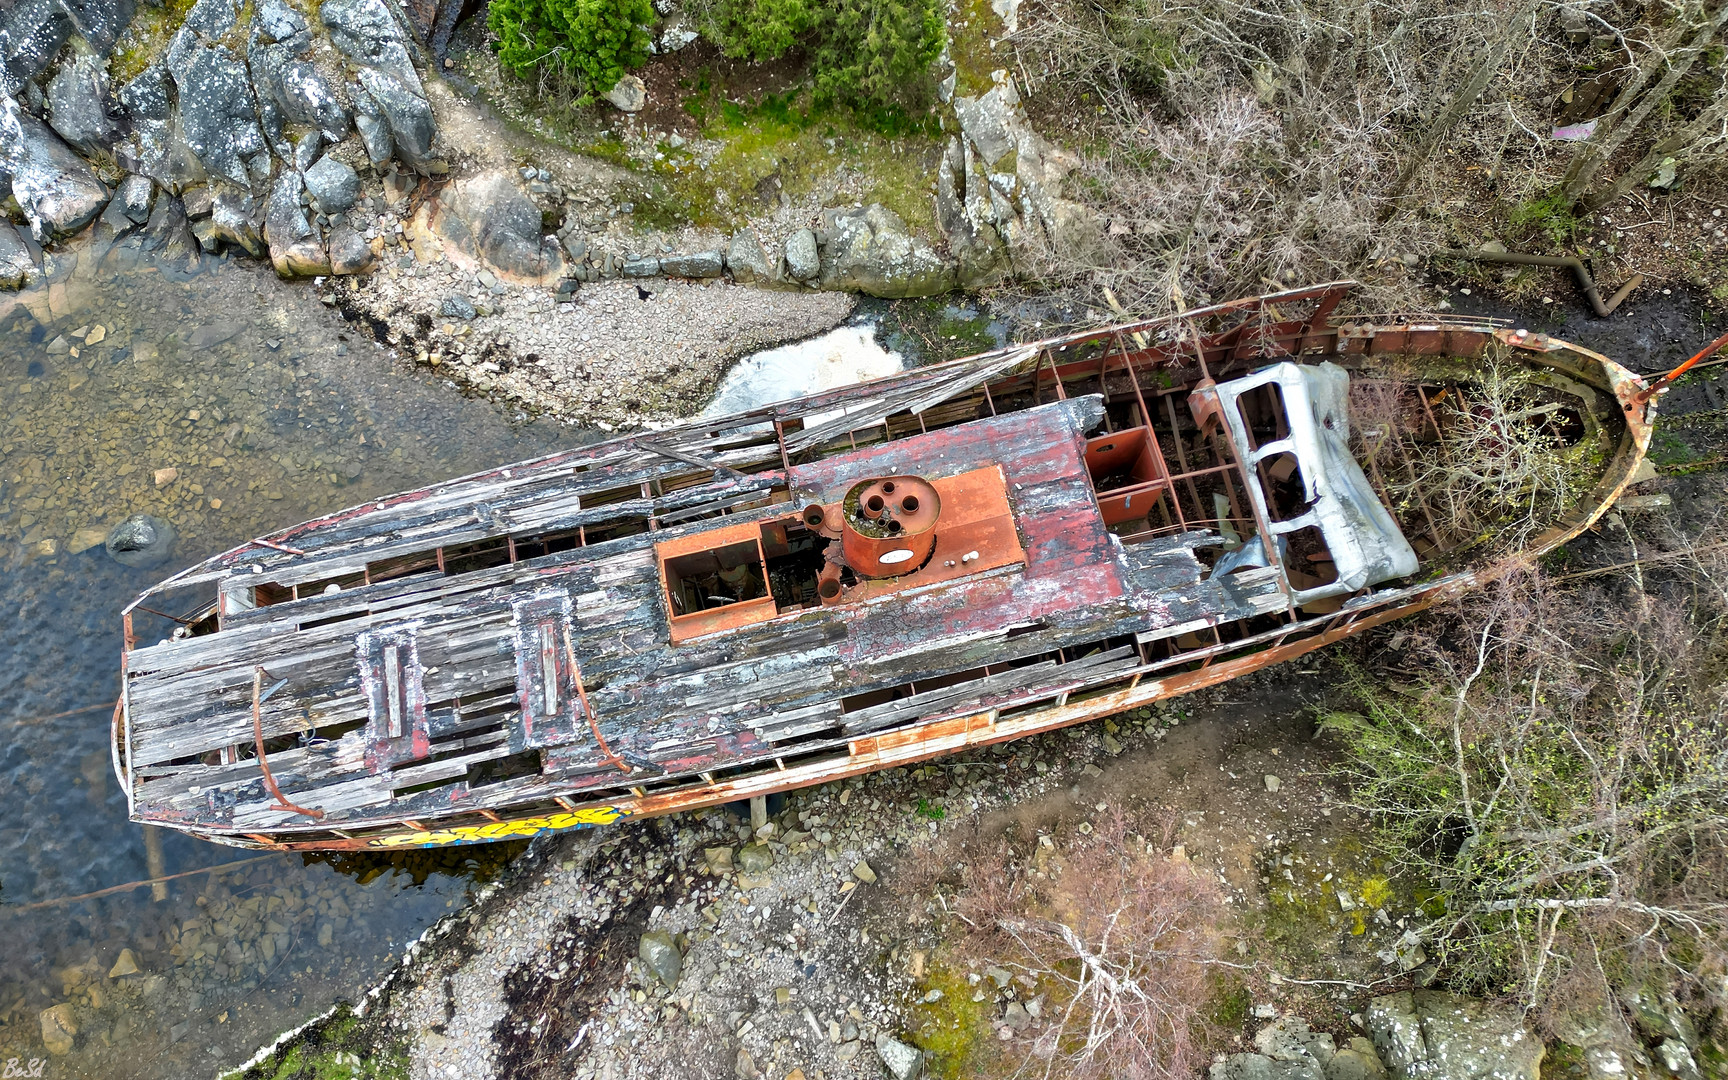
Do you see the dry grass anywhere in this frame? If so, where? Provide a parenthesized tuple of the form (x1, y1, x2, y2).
(909, 811, 1232, 1080)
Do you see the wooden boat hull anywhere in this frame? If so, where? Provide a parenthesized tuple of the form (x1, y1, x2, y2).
(113, 284, 1656, 850)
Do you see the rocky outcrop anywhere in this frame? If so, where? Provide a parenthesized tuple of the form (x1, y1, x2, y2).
(726, 229, 776, 283)
(936, 73, 1100, 287)
(1367, 992, 1543, 1080)
(818, 204, 955, 298)
(165, 0, 269, 188)
(1, 94, 109, 239)
(1, 0, 134, 98)
(323, 0, 439, 172)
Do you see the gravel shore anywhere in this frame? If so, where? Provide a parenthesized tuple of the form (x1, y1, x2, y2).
(327, 258, 857, 431)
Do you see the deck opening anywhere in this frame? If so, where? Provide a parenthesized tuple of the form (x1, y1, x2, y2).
(762, 518, 832, 613)
(465, 749, 543, 788)
(585, 518, 652, 543)
(442, 537, 512, 576)
(666, 539, 767, 615)
(512, 529, 582, 559)
(367, 550, 442, 585)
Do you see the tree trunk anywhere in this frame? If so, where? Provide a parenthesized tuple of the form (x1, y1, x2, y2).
(1378, 0, 1541, 222)
(1583, 88, 1728, 208)
(1560, 0, 1728, 206)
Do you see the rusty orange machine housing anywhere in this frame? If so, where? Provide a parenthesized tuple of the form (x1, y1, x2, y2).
(112, 282, 1656, 851)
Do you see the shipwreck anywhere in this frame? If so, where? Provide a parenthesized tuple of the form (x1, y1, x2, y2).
(112, 282, 1659, 850)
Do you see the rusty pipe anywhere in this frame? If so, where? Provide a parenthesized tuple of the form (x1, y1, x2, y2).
(1434, 249, 1642, 317)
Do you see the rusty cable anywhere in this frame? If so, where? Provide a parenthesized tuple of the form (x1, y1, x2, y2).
(564, 638, 631, 774)
(251, 667, 325, 819)
(1632, 329, 1728, 408)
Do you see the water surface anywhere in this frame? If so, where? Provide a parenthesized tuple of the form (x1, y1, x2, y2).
(0, 242, 570, 1076)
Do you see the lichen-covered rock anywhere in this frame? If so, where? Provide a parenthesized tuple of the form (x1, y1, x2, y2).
(265, 170, 316, 275)
(2, 0, 131, 97)
(660, 250, 724, 278)
(874, 1034, 923, 1080)
(1367, 992, 1543, 1080)
(117, 173, 155, 223)
(351, 78, 394, 167)
(321, 0, 422, 91)
(281, 61, 351, 139)
(117, 66, 206, 189)
(605, 74, 646, 112)
(1, 96, 109, 239)
(356, 68, 435, 171)
(47, 48, 115, 154)
(168, 40, 267, 188)
(818, 203, 955, 298)
(209, 191, 264, 256)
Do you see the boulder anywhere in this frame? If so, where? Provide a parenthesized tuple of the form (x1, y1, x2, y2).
(117, 173, 154, 223)
(47, 49, 115, 154)
(209, 191, 264, 256)
(1366, 992, 1543, 1080)
(440, 293, 476, 320)
(106, 514, 177, 568)
(279, 235, 331, 275)
(433, 169, 564, 283)
(0, 224, 38, 288)
(356, 68, 435, 171)
(818, 204, 955, 298)
(304, 154, 359, 214)
(350, 77, 394, 166)
(2, 0, 132, 97)
(725, 229, 775, 283)
(737, 844, 773, 873)
(40, 1002, 77, 1055)
(1328, 1039, 1390, 1080)
(637, 930, 682, 989)
(1, 96, 110, 239)
(167, 41, 267, 188)
(874, 1034, 923, 1080)
(604, 74, 646, 112)
(783, 228, 819, 281)
(326, 224, 371, 274)
(621, 255, 659, 277)
(660, 249, 725, 278)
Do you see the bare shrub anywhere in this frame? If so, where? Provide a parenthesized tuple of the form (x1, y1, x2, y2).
(1389, 358, 1592, 550)
(1004, 0, 1728, 318)
(940, 811, 1228, 1080)
(1321, 521, 1728, 1020)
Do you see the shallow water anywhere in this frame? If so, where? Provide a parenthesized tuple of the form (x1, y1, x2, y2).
(0, 242, 570, 1076)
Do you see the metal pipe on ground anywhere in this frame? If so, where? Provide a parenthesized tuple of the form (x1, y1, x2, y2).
(1433, 249, 1643, 317)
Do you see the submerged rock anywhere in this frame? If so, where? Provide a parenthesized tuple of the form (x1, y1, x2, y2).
(209, 191, 265, 256)
(1, 96, 110, 239)
(0, 224, 38, 289)
(40, 1002, 77, 1055)
(106, 514, 177, 569)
